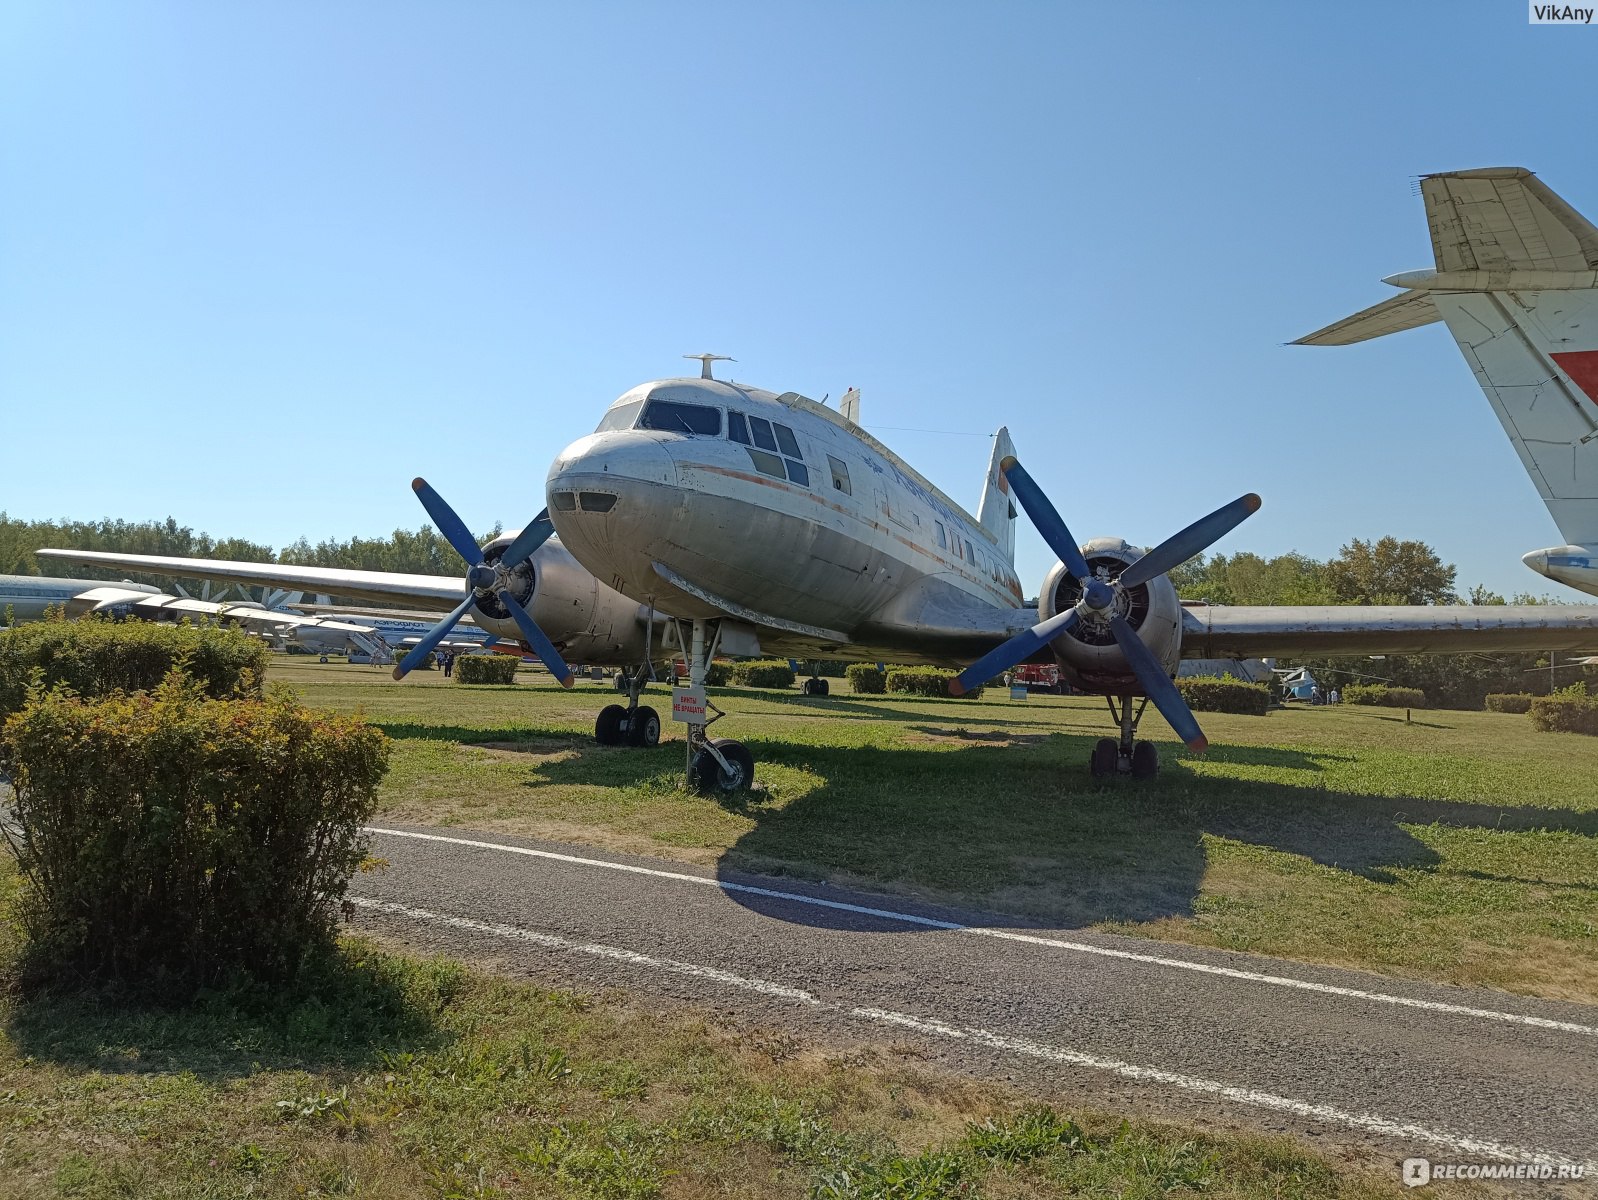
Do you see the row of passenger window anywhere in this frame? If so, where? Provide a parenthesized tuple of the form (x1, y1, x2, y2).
(630, 398, 1009, 587)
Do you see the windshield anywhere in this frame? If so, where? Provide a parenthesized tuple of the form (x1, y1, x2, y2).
(637, 400, 722, 436)
(594, 400, 644, 433)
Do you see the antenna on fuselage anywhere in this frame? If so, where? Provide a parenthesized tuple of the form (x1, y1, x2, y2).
(683, 353, 735, 380)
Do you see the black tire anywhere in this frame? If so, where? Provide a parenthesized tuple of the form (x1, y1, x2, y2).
(627, 705, 661, 747)
(1130, 740, 1159, 780)
(692, 738, 754, 794)
(615, 672, 629, 692)
(595, 704, 627, 745)
(814, 678, 829, 696)
(1089, 737, 1120, 779)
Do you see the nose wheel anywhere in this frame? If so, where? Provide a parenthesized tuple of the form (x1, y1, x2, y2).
(593, 663, 663, 748)
(1089, 696, 1161, 779)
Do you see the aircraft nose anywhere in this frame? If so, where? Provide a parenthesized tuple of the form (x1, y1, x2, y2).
(548, 433, 678, 503)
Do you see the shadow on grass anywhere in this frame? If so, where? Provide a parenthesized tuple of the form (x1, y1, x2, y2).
(375, 721, 588, 745)
(5, 941, 460, 1079)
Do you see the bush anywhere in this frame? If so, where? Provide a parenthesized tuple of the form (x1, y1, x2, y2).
(455, 654, 519, 684)
(0, 616, 268, 720)
(1485, 692, 1536, 714)
(846, 663, 886, 694)
(1342, 684, 1427, 709)
(885, 666, 984, 700)
(703, 661, 730, 687)
(728, 659, 795, 688)
(1, 675, 389, 993)
(1175, 675, 1271, 715)
(1529, 684, 1598, 735)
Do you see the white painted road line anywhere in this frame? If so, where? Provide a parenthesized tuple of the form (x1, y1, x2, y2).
(365, 827, 1598, 1038)
(351, 894, 1596, 1173)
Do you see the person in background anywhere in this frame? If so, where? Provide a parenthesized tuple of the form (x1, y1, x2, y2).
(443, 651, 455, 679)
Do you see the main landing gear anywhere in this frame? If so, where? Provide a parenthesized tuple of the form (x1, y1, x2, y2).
(1091, 695, 1160, 780)
(594, 661, 661, 748)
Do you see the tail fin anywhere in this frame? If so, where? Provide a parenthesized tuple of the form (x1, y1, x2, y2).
(978, 427, 1017, 563)
(1296, 167, 1598, 546)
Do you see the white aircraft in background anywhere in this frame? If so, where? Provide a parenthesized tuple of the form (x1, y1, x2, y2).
(0, 573, 381, 653)
(43, 354, 1598, 787)
(1297, 167, 1598, 599)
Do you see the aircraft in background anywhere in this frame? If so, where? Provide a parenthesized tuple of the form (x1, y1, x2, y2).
(1296, 167, 1598, 600)
(43, 354, 1598, 786)
(0, 573, 382, 654)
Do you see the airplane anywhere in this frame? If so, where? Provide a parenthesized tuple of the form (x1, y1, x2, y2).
(1295, 167, 1598, 600)
(42, 352, 1598, 786)
(0, 572, 382, 652)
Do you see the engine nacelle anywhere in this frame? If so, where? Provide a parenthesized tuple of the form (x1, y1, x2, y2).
(1037, 536, 1185, 695)
(473, 534, 653, 665)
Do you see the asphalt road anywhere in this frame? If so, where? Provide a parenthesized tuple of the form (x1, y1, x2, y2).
(350, 823, 1598, 1178)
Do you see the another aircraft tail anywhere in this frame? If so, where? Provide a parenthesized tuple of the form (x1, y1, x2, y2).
(978, 427, 1018, 563)
(1296, 167, 1598, 547)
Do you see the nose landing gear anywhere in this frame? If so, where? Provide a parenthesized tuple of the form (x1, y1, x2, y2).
(1090, 695, 1161, 780)
(594, 662, 661, 748)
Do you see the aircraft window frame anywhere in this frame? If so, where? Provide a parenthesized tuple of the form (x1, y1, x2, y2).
(728, 412, 751, 445)
(745, 447, 786, 479)
(747, 415, 779, 452)
(827, 455, 852, 494)
(965, 539, 975, 564)
(773, 422, 802, 458)
(595, 400, 644, 433)
(785, 459, 810, 487)
(552, 492, 578, 511)
(934, 521, 947, 549)
(638, 399, 722, 437)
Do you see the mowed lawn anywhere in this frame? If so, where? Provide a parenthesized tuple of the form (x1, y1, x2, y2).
(274, 661, 1598, 1004)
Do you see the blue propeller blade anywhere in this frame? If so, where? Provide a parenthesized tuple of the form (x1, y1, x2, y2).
(500, 508, 555, 569)
(1001, 457, 1093, 583)
(1118, 493, 1262, 590)
(412, 478, 486, 568)
(1107, 615, 1207, 752)
(949, 609, 1080, 696)
(392, 592, 478, 681)
(500, 591, 575, 688)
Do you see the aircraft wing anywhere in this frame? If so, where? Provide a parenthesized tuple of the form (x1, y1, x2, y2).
(36, 548, 465, 608)
(1181, 603, 1598, 659)
(1420, 167, 1598, 273)
(61, 585, 376, 635)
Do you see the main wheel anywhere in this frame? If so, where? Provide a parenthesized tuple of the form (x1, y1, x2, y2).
(692, 738, 754, 794)
(1089, 737, 1119, 779)
(1130, 740, 1159, 780)
(595, 704, 627, 745)
(814, 678, 829, 696)
(614, 671, 629, 692)
(627, 705, 661, 747)
(802, 677, 829, 696)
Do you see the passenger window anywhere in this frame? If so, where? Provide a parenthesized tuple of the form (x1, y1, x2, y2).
(827, 456, 851, 494)
(748, 416, 779, 452)
(786, 459, 809, 487)
(934, 521, 947, 549)
(965, 540, 975, 564)
(774, 423, 801, 458)
(728, 412, 751, 445)
(639, 400, 721, 436)
(745, 448, 785, 479)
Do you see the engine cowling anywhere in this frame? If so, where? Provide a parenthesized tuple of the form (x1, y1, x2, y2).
(474, 534, 652, 665)
(1037, 536, 1184, 694)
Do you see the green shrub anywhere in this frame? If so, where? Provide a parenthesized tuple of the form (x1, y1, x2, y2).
(885, 666, 984, 700)
(1529, 684, 1598, 735)
(846, 663, 886, 694)
(1485, 692, 1536, 714)
(1174, 675, 1271, 715)
(0, 616, 268, 720)
(1, 675, 389, 993)
(455, 654, 519, 684)
(728, 659, 795, 688)
(704, 661, 731, 687)
(1342, 684, 1427, 709)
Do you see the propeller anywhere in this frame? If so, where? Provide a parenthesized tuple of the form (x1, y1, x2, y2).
(950, 455, 1260, 753)
(392, 478, 572, 686)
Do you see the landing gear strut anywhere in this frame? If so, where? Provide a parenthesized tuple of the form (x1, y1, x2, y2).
(1091, 696, 1160, 779)
(679, 617, 753, 794)
(594, 661, 661, 748)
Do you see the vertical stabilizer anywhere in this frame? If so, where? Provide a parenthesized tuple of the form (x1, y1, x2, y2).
(978, 427, 1017, 563)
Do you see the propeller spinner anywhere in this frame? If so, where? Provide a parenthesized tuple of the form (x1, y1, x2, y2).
(951, 456, 1260, 753)
(391, 478, 575, 687)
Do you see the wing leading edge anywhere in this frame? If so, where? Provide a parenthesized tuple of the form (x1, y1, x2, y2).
(1181, 603, 1598, 659)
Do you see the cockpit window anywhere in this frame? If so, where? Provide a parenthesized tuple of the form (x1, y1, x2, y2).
(728, 412, 751, 445)
(638, 400, 722, 436)
(747, 415, 780, 452)
(773, 423, 801, 458)
(594, 400, 644, 433)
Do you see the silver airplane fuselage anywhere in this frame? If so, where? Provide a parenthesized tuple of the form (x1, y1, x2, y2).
(546, 379, 1024, 664)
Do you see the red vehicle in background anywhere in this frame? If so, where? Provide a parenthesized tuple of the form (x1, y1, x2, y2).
(1011, 663, 1065, 694)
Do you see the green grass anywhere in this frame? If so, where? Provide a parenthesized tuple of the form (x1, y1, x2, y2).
(0, 854, 1441, 1199)
(274, 660, 1598, 1003)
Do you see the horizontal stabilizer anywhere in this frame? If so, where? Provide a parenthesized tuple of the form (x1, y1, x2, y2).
(1421, 167, 1598, 274)
(1293, 289, 1439, 346)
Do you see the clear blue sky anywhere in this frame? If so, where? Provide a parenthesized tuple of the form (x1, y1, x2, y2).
(4, 1, 1597, 600)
